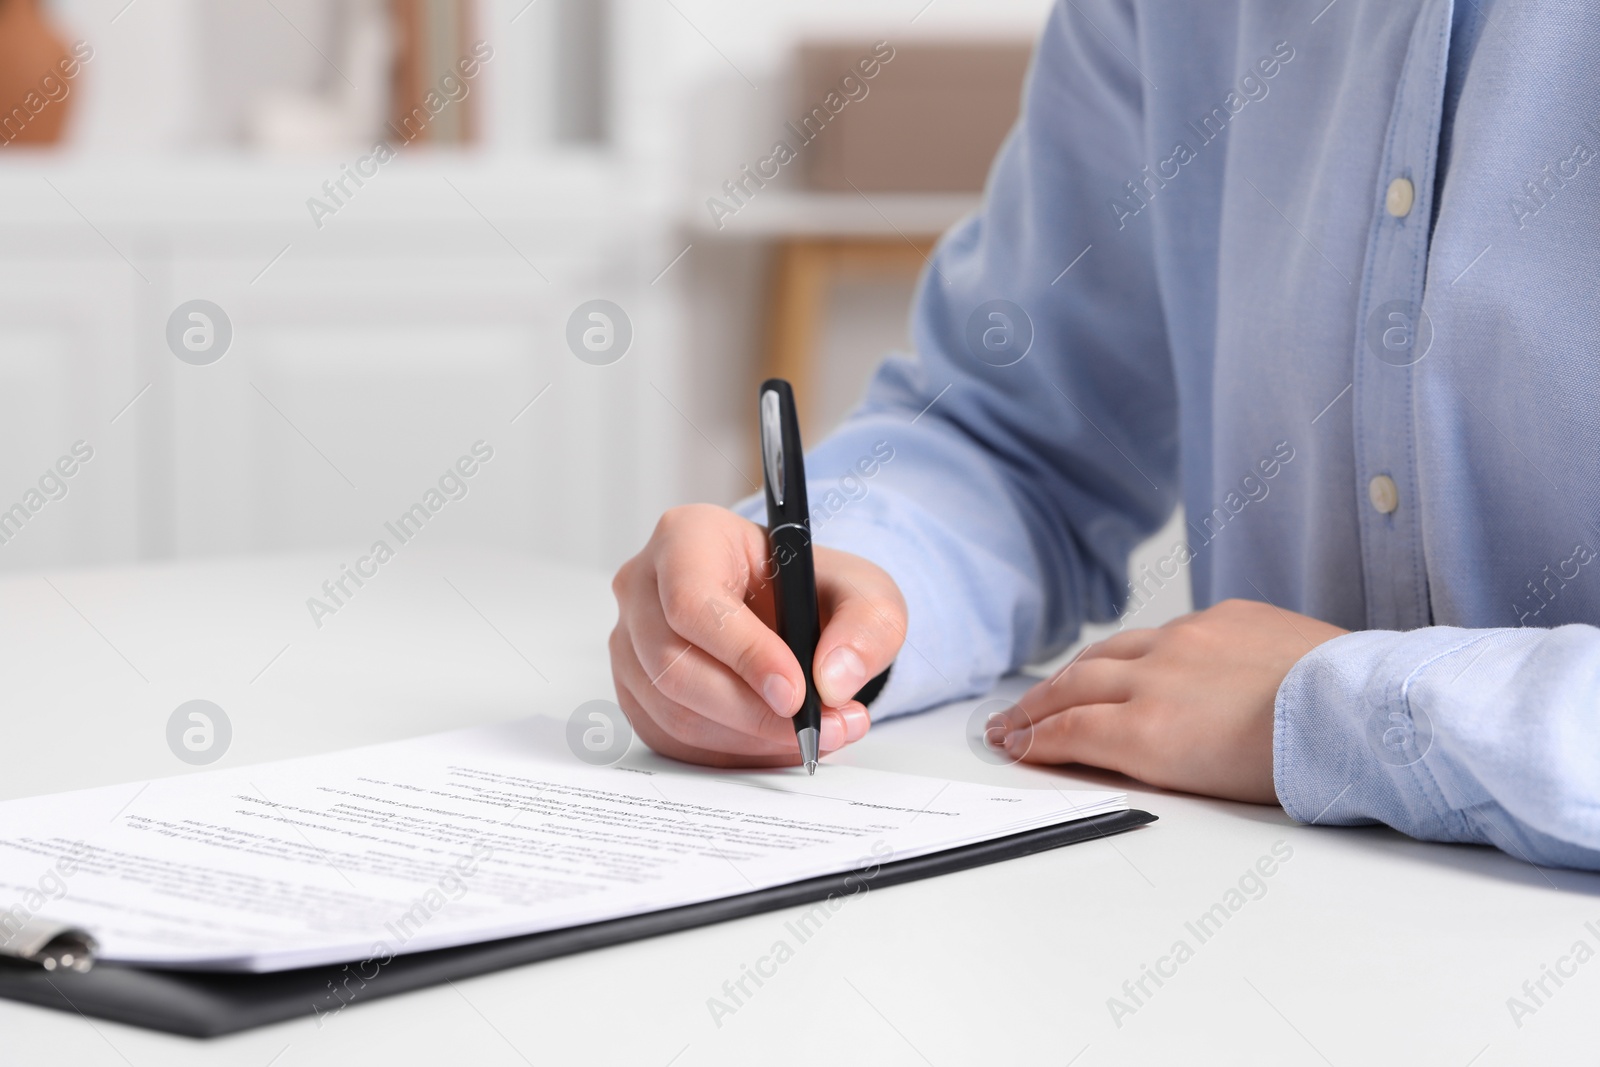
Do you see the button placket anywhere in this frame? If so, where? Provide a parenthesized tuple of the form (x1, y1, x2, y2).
(1350, 0, 1454, 631)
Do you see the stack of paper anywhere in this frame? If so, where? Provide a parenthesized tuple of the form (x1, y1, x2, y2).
(0, 719, 1126, 973)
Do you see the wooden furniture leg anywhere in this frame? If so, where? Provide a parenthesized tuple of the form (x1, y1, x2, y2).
(761, 236, 940, 443)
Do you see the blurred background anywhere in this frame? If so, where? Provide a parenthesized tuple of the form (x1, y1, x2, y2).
(0, 0, 1059, 578)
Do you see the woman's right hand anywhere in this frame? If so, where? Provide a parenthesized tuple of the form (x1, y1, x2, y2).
(609, 504, 906, 767)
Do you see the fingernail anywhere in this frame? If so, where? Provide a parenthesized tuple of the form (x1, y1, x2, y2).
(762, 674, 795, 715)
(820, 715, 846, 750)
(819, 646, 867, 704)
(841, 701, 872, 741)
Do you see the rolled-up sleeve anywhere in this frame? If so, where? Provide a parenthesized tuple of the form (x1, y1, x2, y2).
(1276, 625, 1600, 869)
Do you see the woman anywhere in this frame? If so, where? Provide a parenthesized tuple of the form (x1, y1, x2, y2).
(611, 0, 1600, 870)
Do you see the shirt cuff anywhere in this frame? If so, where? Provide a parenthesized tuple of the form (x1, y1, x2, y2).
(1273, 627, 1484, 840)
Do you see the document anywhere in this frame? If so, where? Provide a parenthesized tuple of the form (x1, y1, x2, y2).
(0, 718, 1125, 973)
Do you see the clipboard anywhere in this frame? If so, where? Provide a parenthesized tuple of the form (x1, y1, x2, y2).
(0, 808, 1155, 1036)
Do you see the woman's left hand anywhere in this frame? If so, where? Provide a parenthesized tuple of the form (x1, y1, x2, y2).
(993, 599, 1348, 803)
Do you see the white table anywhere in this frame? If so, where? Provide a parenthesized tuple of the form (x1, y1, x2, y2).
(2, 550, 1594, 1064)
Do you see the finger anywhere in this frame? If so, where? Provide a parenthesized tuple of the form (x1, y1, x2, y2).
(612, 625, 849, 758)
(650, 514, 807, 717)
(626, 583, 801, 748)
(1002, 657, 1133, 733)
(812, 549, 907, 706)
(1004, 702, 1134, 771)
(611, 624, 798, 757)
(838, 700, 871, 744)
(620, 681, 852, 770)
(1079, 628, 1159, 661)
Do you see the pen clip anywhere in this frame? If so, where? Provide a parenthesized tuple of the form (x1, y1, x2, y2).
(0, 918, 97, 973)
(760, 387, 785, 508)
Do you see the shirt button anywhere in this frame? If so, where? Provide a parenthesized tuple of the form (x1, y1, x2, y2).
(1368, 474, 1400, 514)
(1386, 177, 1414, 218)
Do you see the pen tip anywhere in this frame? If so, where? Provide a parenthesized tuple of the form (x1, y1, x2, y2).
(796, 726, 819, 770)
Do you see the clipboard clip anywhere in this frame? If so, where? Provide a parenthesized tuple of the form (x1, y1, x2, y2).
(0, 918, 97, 973)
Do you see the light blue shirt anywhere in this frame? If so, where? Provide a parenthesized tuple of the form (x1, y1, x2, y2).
(744, 0, 1600, 869)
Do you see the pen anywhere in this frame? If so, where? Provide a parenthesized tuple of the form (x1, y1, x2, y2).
(758, 378, 823, 774)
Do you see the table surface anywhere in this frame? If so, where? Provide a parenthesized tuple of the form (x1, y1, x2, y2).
(2, 549, 1596, 1065)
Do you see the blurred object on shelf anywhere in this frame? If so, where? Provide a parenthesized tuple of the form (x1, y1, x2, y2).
(552, 0, 608, 145)
(764, 235, 936, 444)
(749, 38, 1030, 435)
(795, 40, 1031, 192)
(0, 0, 78, 146)
(389, 0, 477, 145)
(248, 0, 394, 153)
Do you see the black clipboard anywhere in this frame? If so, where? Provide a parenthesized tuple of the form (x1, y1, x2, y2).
(0, 808, 1154, 1037)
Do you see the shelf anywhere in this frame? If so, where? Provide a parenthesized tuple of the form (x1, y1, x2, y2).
(691, 190, 981, 240)
(0, 149, 645, 235)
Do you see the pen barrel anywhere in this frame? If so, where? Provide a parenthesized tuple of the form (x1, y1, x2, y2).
(768, 521, 822, 730)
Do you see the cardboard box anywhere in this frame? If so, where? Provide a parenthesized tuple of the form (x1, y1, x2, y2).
(795, 40, 1032, 192)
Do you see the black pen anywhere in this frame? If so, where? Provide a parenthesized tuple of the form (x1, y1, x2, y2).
(758, 379, 823, 774)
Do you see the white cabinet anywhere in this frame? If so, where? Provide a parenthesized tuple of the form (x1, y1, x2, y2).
(0, 156, 684, 573)
(0, 256, 145, 568)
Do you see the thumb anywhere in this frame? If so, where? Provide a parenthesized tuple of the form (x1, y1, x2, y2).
(811, 548, 906, 707)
